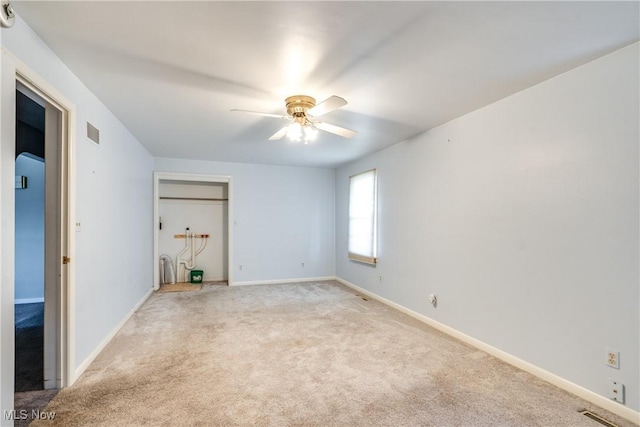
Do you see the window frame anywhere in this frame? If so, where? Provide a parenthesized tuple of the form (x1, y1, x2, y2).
(348, 168, 378, 265)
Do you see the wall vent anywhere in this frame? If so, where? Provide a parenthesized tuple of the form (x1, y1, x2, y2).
(578, 410, 619, 427)
(87, 122, 100, 145)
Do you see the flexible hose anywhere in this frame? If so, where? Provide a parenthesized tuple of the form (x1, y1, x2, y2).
(159, 254, 176, 284)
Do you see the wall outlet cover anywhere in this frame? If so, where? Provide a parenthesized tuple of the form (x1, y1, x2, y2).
(606, 349, 620, 369)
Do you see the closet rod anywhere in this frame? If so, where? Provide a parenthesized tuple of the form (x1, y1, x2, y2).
(159, 196, 228, 201)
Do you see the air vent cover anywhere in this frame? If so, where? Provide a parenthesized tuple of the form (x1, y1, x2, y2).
(87, 122, 99, 145)
(578, 410, 619, 427)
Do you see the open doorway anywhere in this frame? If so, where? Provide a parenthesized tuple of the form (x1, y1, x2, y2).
(14, 78, 67, 400)
(14, 87, 46, 392)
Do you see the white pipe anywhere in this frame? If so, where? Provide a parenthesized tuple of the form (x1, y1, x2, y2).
(195, 235, 207, 256)
(175, 228, 190, 281)
(175, 229, 209, 282)
(176, 228, 195, 282)
(183, 231, 200, 271)
(190, 230, 195, 268)
(183, 233, 194, 281)
(178, 260, 191, 282)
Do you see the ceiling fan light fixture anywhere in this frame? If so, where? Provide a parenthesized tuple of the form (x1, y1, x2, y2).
(286, 122, 318, 144)
(286, 122, 303, 142)
(304, 124, 318, 141)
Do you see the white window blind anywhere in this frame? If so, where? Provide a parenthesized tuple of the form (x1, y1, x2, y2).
(348, 169, 377, 264)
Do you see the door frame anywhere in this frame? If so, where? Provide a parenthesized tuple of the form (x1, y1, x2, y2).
(15, 81, 63, 390)
(2, 49, 76, 392)
(153, 172, 233, 289)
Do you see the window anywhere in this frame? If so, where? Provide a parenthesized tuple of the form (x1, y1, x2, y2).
(348, 169, 377, 264)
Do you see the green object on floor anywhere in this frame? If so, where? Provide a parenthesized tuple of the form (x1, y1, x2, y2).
(190, 270, 203, 284)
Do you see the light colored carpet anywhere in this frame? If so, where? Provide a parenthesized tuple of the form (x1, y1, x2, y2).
(157, 282, 202, 293)
(33, 281, 635, 426)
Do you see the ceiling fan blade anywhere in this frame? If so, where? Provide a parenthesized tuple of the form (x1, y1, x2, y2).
(307, 95, 347, 117)
(268, 126, 289, 140)
(315, 122, 357, 139)
(230, 109, 287, 119)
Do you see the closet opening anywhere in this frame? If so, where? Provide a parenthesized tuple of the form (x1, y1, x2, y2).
(153, 173, 232, 290)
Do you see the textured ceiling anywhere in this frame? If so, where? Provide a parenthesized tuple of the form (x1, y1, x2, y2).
(13, 1, 640, 168)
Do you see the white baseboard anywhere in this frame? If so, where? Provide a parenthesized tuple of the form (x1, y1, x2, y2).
(232, 276, 336, 286)
(15, 297, 45, 304)
(335, 277, 640, 424)
(71, 287, 153, 384)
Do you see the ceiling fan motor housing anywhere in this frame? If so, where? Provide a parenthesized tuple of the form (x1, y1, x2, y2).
(286, 95, 316, 124)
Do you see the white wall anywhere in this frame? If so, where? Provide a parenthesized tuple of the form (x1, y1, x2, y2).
(14, 154, 44, 302)
(336, 43, 639, 412)
(155, 159, 335, 283)
(1, 16, 154, 383)
(159, 181, 228, 282)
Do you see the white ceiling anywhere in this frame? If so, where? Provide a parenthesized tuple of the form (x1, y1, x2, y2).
(13, 1, 639, 168)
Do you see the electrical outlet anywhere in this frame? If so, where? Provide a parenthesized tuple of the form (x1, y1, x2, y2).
(379, 276, 383, 282)
(301, 262, 305, 267)
(606, 349, 620, 369)
(239, 264, 243, 271)
(608, 379, 625, 403)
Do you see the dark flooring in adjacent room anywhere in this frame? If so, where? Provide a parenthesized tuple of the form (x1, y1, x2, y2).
(15, 302, 59, 426)
(15, 303, 44, 392)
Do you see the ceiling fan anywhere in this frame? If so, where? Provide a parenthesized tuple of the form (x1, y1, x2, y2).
(231, 95, 357, 143)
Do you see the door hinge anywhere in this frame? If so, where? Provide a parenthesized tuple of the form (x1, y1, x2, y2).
(62, 256, 71, 265)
